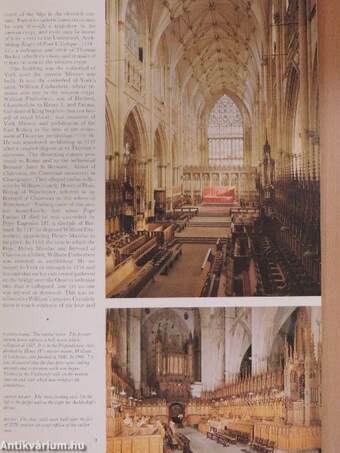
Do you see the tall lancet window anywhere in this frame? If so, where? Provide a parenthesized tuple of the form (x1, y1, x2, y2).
(208, 95, 244, 167)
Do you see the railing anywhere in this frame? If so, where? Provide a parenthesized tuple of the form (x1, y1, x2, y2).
(201, 370, 284, 400)
(184, 165, 256, 173)
(254, 423, 320, 451)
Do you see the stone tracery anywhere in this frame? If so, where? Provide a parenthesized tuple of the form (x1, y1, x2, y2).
(208, 95, 244, 166)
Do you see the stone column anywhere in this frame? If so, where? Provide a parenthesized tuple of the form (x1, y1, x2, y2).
(201, 308, 225, 391)
(105, 156, 111, 181)
(117, 20, 126, 168)
(312, 134, 320, 180)
(189, 173, 193, 201)
(142, 160, 147, 212)
(146, 158, 153, 216)
(188, 337, 194, 380)
(128, 309, 142, 392)
(311, 306, 321, 359)
(244, 126, 251, 166)
(119, 309, 128, 376)
(251, 308, 277, 374)
(202, 127, 209, 166)
(298, 0, 310, 178)
(304, 308, 313, 426)
(162, 164, 166, 190)
(111, 154, 115, 180)
(114, 152, 119, 179)
(224, 307, 236, 382)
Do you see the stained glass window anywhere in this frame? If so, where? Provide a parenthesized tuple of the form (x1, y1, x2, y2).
(208, 95, 244, 167)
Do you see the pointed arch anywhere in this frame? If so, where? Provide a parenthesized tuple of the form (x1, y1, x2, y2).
(154, 121, 169, 162)
(153, 123, 168, 189)
(310, 47, 319, 133)
(123, 104, 149, 159)
(284, 64, 300, 158)
(141, 308, 191, 387)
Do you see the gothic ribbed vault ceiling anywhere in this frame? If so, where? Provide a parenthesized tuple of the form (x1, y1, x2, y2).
(148, 0, 268, 116)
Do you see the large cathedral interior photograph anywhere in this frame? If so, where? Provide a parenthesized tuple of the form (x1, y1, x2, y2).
(105, 0, 321, 299)
(106, 306, 322, 452)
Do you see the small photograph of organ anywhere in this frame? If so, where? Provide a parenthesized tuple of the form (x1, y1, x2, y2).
(105, 0, 321, 299)
(106, 306, 322, 453)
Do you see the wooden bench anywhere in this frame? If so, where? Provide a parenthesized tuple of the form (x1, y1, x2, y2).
(224, 430, 237, 444)
(249, 437, 275, 453)
(177, 433, 192, 453)
(159, 245, 182, 275)
(207, 431, 219, 441)
(236, 431, 250, 443)
(207, 430, 230, 447)
(216, 433, 230, 447)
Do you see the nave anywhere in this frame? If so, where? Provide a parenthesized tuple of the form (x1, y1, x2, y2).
(139, 205, 229, 297)
(105, 0, 321, 298)
(106, 198, 320, 298)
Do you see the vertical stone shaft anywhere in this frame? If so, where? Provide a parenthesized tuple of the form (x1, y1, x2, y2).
(298, 0, 310, 178)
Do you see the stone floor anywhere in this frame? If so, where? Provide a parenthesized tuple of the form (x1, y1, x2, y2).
(176, 206, 230, 238)
(175, 429, 319, 453)
(178, 428, 251, 453)
(198, 205, 231, 216)
(139, 244, 211, 297)
(176, 226, 229, 238)
(189, 216, 229, 223)
(140, 205, 230, 297)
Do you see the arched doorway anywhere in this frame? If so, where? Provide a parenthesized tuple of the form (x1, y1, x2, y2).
(169, 402, 185, 427)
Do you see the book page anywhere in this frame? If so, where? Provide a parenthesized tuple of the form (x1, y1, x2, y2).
(0, 0, 105, 450)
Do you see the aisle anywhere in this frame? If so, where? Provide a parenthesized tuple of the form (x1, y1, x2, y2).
(179, 428, 249, 453)
(139, 204, 231, 297)
(139, 244, 210, 297)
(176, 205, 230, 239)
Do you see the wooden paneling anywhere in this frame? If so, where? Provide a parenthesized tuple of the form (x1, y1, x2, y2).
(108, 435, 163, 453)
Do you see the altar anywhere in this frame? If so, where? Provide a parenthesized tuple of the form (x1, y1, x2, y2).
(202, 186, 235, 204)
